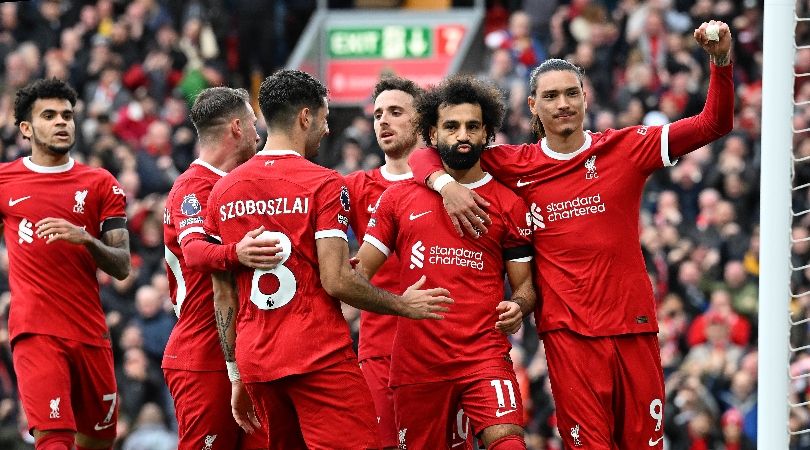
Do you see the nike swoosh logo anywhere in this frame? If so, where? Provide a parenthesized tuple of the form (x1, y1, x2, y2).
(8, 196, 30, 206)
(94, 422, 114, 431)
(648, 436, 664, 446)
(516, 179, 536, 188)
(495, 408, 516, 418)
(409, 211, 432, 220)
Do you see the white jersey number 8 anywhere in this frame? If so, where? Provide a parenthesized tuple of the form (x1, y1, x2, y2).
(250, 231, 296, 310)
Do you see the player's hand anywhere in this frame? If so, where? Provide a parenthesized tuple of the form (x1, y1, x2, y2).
(236, 226, 283, 270)
(694, 20, 732, 64)
(495, 301, 523, 335)
(231, 380, 261, 434)
(400, 275, 454, 319)
(440, 182, 491, 238)
(35, 218, 91, 245)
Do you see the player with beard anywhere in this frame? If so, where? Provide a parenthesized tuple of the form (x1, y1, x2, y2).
(356, 76, 536, 450)
(409, 21, 735, 449)
(1, 78, 130, 450)
(200, 69, 453, 449)
(343, 76, 424, 449)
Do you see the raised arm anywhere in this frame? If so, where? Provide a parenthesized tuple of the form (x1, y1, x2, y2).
(408, 147, 491, 238)
(316, 236, 452, 319)
(36, 217, 131, 280)
(669, 20, 735, 159)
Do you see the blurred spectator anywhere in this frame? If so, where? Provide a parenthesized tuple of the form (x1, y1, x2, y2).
(132, 285, 175, 365)
(122, 402, 177, 450)
(485, 10, 546, 78)
(687, 288, 752, 347)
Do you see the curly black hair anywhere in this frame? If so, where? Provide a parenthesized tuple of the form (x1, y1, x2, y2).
(14, 78, 78, 126)
(415, 75, 505, 146)
(372, 75, 423, 102)
(190, 87, 250, 139)
(258, 69, 327, 132)
(528, 59, 584, 137)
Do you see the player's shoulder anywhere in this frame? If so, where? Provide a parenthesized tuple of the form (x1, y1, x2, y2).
(343, 167, 374, 188)
(72, 160, 118, 183)
(486, 141, 541, 155)
(478, 174, 525, 206)
(595, 125, 662, 145)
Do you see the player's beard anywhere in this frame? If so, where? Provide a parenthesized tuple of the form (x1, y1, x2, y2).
(437, 140, 484, 170)
(381, 132, 418, 160)
(32, 129, 74, 155)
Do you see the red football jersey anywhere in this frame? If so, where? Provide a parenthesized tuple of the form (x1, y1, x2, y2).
(162, 160, 228, 371)
(203, 150, 357, 383)
(479, 127, 674, 337)
(344, 166, 412, 361)
(0, 157, 127, 347)
(408, 63, 735, 339)
(363, 175, 532, 386)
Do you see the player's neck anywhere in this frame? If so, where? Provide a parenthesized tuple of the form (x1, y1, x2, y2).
(444, 162, 484, 185)
(199, 145, 234, 173)
(263, 135, 305, 157)
(545, 129, 586, 154)
(382, 153, 412, 175)
(30, 147, 70, 167)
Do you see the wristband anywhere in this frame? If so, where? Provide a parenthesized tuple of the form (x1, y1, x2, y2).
(433, 173, 455, 193)
(226, 361, 241, 382)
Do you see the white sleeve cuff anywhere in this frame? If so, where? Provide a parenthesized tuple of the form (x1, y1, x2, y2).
(660, 124, 678, 167)
(509, 256, 533, 263)
(315, 229, 348, 241)
(363, 235, 391, 257)
(177, 227, 206, 245)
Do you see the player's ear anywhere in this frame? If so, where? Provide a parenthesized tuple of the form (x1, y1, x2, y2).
(19, 121, 32, 139)
(429, 126, 437, 146)
(230, 117, 241, 138)
(527, 96, 536, 115)
(299, 107, 310, 130)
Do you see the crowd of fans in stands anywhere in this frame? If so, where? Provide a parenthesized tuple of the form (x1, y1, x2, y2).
(0, 0, 797, 449)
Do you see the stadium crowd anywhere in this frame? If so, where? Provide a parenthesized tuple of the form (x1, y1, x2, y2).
(0, 0, 793, 448)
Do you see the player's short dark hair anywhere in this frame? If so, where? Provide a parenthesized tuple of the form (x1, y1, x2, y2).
(372, 76, 423, 102)
(528, 59, 584, 137)
(14, 78, 78, 126)
(258, 69, 327, 132)
(190, 87, 250, 137)
(415, 75, 505, 146)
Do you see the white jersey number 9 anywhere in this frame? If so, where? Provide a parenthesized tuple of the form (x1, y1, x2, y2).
(250, 231, 296, 310)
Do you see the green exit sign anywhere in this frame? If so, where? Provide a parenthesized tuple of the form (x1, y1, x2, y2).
(328, 26, 432, 59)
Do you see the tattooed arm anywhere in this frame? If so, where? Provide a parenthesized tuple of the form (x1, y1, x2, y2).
(212, 271, 261, 433)
(35, 218, 131, 280)
(212, 271, 238, 364)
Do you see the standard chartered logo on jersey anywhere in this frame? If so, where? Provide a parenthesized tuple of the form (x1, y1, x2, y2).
(544, 193, 606, 222)
(410, 240, 484, 270)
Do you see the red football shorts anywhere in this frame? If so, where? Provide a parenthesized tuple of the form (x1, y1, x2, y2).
(393, 363, 523, 449)
(359, 356, 398, 448)
(164, 368, 267, 450)
(12, 334, 117, 440)
(245, 357, 379, 450)
(542, 330, 665, 450)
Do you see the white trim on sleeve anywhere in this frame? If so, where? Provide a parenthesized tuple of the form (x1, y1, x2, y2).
(315, 229, 348, 241)
(177, 227, 207, 244)
(660, 124, 678, 167)
(362, 235, 391, 257)
(509, 256, 533, 263)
